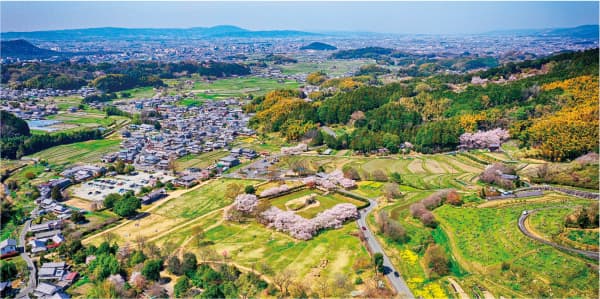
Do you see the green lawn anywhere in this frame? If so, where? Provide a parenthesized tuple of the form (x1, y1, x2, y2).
(154, 179, 262, 219)
(269, 188, 366, 218)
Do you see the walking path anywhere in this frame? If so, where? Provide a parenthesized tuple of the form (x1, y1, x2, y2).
(83, 179, 213, 243)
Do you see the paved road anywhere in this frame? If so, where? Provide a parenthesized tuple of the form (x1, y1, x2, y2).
(16, 213, 37, 299)
(354, 194, 415, 298)
(518, 209, 599, 260)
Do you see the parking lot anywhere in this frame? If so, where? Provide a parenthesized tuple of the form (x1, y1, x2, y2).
(70, 172, 175, 202)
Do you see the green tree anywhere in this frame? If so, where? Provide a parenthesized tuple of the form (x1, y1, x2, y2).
(142, 259, 163, 281)
(129, 250, 147, 266)
(0, 261, 18, 281)
(373, 253, 384, 274)
(51, 186, 63, 200)
(174, 276, 190, 298)
(113, 196, 141, 217)
(244, 185, 256, 194)
(200, 284, 225, 299)
(182, 252, 198, 277)
(168, 255, 183, 276)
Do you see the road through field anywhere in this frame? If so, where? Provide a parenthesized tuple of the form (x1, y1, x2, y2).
(345, 189, 415, 298)
(518, 208, 599, 260)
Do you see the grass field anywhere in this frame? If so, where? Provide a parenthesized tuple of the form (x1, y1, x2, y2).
(433, 197, 597, 298)
(27, 139, 121, 165)
(527, 207, 574, 240)
(85, 179, 261, 246)
(175, 150, 229, 171)
(269, 188, 366, 218)
(194, 220, 374, 286)
(565, 229, 599, 246)
(191, 77, 299, 98)
(154, 179, 261, 219)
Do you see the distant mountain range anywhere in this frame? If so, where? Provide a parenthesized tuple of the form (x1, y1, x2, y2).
(2, 24, 597, 42)
(0, 25, 320, 41)
(484, 25, 599, 39)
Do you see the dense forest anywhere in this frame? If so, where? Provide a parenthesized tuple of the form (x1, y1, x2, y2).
(0, 110, 31, 138)
(1, 60, 251, 92)
(249, 48, 599, 159)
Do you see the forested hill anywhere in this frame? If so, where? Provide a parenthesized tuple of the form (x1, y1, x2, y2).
(0, 111, 31, 138)
(301, 42, 337, 51)
(1, 60, 251, 92)
(0, 39, 62, 59)
(246, 48, 599, 161)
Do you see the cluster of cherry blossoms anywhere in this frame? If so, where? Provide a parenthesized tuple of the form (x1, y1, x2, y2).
(260, 184, 290, 197)
(232, 193, 259, 214)
(260, 203, 359, 240)
(459, 128, 510, 150)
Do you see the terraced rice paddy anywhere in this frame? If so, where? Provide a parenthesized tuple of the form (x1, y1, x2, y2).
(27, 139, 121, 165)
(175, 150, 230, 171)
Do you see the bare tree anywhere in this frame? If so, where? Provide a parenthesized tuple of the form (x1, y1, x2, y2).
(134, 235, 146, 251)
(273, 269, 295, 296)
(312, 277, 331, 298)
(103, 232, 116, 244)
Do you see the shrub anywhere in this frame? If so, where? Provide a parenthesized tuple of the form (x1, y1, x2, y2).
(424, 244, 449, 277)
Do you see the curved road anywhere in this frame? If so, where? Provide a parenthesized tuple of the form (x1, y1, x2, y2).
(16, 215, 37, 299)
(518, 209, 599, 260)
(354, 194, 415, 298)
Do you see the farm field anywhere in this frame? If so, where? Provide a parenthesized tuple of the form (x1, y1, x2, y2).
(367, 170, 598, 299)
(119, 86, 158, 99)
(191, 77, 299, 98)
(432, 196, 597, 298)
(174, 150, 229, 171)
(527, 207, 575, 240)
(276, 153, 485, 191)
(277, 59, 374, 76)
(527, 207, 599, 250)
(26, 139, 121, 165)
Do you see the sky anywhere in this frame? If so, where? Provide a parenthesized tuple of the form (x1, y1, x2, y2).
(1, 1, 598, 34)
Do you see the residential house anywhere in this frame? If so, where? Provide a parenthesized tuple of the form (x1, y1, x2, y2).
(0, 239, 18, 256)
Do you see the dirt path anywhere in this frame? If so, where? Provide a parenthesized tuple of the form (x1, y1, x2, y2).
(207, 261, 273, 284)
(83, 180, 214, 243)
(177, 219, 225, 251)
(448, 278, 470, 299)
(482, 291, 495, 299)
(148, 208, 225, 243)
